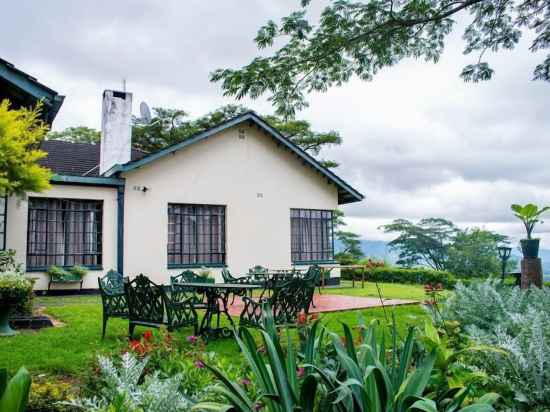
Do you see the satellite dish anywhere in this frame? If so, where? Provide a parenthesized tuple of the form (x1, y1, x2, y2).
(139, 101, 152, 122)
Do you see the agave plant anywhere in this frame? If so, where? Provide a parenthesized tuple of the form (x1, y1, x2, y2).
(193, 304, 327, 412)
(194, 306, 499, 412)
(0, 367, 31, 412)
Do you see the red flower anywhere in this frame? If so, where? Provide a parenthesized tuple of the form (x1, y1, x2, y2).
(143, 330, 153, 341)
(297, 312, 307, 325)
(129, 340, 146, 355)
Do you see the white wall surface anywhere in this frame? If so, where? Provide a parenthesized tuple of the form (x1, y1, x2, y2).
(6, 185, 118, 290)
(123, 124, 339, 283)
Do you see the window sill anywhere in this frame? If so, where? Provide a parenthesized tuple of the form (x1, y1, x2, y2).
(26, 265, 104, 273)
(168, 263, 227, 269)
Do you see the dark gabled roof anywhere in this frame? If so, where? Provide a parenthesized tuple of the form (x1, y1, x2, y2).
(107, 111, 364, 204)
(0, 58, 65, 124)
(39, 140, 147, 177)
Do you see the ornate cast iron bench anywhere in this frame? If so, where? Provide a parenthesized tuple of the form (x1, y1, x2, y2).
(239, 277, 315, 329)
(98, 270, 128, 339)
(125, 274, 198, 337)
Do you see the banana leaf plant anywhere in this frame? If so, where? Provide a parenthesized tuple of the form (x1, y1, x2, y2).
(0, 367, 32, 412)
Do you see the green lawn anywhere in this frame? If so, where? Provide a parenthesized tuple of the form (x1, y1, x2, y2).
(0, 282, 428, 377)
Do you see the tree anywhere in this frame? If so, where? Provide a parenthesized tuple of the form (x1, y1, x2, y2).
(381, 218, 459, 270)
(0, 100, 52, 197)
(335, 230, 364, 264)
(132, 105, 342, 167)
(446, 228, 510, 277)
(47, 126, 100, 144)
(211, 0, 550, 118)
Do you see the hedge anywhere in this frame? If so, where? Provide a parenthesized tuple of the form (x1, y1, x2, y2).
(341, 266, 457, 288)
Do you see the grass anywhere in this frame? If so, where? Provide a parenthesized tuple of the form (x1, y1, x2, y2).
(0, 282, 428, 377)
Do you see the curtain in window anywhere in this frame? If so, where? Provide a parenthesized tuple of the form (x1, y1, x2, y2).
(290, 209, 334, 263)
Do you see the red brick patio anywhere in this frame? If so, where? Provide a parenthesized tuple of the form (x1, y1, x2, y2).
(227, 293, 417, 316)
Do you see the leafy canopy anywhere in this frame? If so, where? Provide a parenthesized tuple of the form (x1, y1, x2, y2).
(212, 0, 550, 117)
(47, 126, 100, 144)
(382, 217, 507, 276)
(0, 100, 51, 197)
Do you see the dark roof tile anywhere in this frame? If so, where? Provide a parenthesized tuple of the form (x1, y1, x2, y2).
(38, 140, 146, 177)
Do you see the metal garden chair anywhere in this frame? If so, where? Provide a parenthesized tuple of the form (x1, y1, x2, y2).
(98, 270, 128, 339)
(170, 270, 208, 309)
(125, 274, 198, 337)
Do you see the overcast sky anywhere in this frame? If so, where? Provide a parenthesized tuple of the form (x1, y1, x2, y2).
(2, 1, 549, 245)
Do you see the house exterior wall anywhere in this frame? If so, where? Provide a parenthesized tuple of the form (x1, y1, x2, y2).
(122, 124, 339, 283)
(6, 184, 118, 290)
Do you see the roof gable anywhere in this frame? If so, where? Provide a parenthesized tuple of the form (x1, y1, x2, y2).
(107, 111, 364, 204)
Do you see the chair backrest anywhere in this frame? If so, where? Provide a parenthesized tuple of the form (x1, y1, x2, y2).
(221, 268, 237, 283)
(303, 265, 321, 285)
(170, 271, 205, 304)
(270, 278, 315, 324)
(249, 265, 268, 275)
(125, 274, 166, 324)
(98, 269, 125, 294)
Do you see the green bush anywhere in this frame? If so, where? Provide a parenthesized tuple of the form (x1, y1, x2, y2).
(0, 249, 22, 272)
(47, 266, 71, 281)
(67, 265, 87, 279)
(0, 272, 33, 305)
(28, 377, 76, 412)
(341, 266, 457, 287)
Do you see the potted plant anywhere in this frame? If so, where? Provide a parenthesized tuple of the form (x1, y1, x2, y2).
(0, 272, 33, 336)
(511, 203, 550, 258)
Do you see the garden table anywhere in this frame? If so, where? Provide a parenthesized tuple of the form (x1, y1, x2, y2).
(183, 282, 261, 340)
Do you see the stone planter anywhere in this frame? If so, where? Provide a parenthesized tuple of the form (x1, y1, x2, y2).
(520, 238, 540, 258)
(0, 303, 17, 336)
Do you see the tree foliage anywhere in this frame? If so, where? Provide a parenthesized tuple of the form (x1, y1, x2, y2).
(0, 100, 51, 197)
(212, 0, 550, 117)
(132, 105, 342, 167)
(381, 218, 458, 270)
(335, 230, 364, 264)
(47, 126, 100, 144)
(382, 217, 508, 277)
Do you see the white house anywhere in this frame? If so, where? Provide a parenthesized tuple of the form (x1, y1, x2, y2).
(3, 89, 364, 291)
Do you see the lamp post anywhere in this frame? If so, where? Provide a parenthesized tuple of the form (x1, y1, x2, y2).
(497, 246, 512, 281)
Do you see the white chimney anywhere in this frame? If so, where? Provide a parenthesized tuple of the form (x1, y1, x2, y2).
(100, 90, 132, 175)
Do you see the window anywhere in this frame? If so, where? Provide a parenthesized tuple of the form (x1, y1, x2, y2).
(168, 204, 225, 267)
(291, 209, 334, 263)
(0, 197, 6, 250)
(27, 198, 103, 270)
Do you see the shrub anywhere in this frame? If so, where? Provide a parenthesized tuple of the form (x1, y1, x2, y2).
(442, 279, 550, 410)
(341, 266, 457, 288)
(67, 265, 87, 279)
(0, 271, 33, 305)
(0, 249, 22, 272)
(47, 266, 71, 281)
(27, 377, 76, 412)
(64, 352, 192, 411)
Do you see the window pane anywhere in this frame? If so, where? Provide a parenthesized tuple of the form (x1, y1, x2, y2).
(26, 198, 103, 269)
(290, 209, 334, 263)
(167, 203, 226, 266)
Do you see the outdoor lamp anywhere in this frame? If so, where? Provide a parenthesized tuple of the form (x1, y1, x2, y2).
(497, 246, 512, 280)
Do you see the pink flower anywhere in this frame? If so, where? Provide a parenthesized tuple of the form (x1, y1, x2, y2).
(186, 335, 198, 345)
(297, 367, 305, 378)
(194, 359, 205, 369)
(240, 377, 251, 386)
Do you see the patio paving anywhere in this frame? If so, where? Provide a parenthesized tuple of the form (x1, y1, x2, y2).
(227, 293, 417, 316)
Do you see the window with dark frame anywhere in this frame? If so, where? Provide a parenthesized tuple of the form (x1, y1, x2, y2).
(290, 209, 334, 263)
(0, 197, 6, 251)
(26, 198, 103, 270)
(167, 204, 226, 267)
